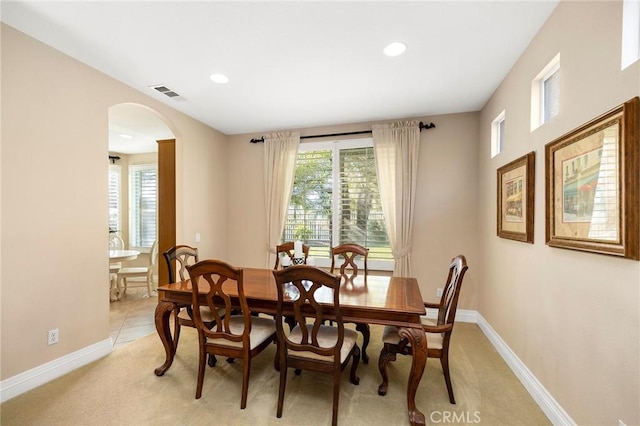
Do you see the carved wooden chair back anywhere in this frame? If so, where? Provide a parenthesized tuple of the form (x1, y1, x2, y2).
(329, 243, 372, 363)
(163, 244, 199, 282)
(274, 241, 310, 269)
(186, 259, 276, 407)
(330, 243, 369, 279)
(437, 255, 467, 329)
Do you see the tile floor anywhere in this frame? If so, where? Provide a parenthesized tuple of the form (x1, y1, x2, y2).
(109, 287, 158, 349)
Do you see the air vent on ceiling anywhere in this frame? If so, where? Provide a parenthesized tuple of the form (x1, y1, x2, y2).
(150, 85, 180, 98)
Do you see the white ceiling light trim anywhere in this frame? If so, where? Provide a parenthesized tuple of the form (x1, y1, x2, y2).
(383, 41, 407, 57)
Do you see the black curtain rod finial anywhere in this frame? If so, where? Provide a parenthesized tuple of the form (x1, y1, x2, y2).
(419, 121, 436, 130)
(250, 137, 265, 144)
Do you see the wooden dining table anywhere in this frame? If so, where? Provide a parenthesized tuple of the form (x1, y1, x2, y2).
(154, 267, 429, 425)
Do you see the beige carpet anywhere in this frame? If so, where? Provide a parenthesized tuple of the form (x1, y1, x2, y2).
(1, 323, 549, 425)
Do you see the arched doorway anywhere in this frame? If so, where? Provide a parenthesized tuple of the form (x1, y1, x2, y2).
(108, 103, 176, 288)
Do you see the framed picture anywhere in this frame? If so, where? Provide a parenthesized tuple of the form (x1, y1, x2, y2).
(545, 97, 639, 260)
(497, 151, 535, 243)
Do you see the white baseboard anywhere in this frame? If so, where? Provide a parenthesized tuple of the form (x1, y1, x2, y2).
(0, 338, 113, 403)
(425, 308, 477, 323)
(475, 312, 575, 425)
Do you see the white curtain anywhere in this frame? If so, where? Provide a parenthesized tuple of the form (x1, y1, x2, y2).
(264, 132, 300, 268)
(372, 121, 420, 277)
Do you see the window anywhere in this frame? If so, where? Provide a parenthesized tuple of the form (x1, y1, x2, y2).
(622, 0, 640, 70)
(531, 53, 560, 131)
(108, 164, 121, 233)
(491, 110, 506, 158)
(542, 68, 560, 122)
(129, 164, 157, 249)
(284, 138, 392, 269)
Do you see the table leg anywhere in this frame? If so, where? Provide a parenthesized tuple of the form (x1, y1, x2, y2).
(398, 326, 427, 426)
(154, 299, 177, 376)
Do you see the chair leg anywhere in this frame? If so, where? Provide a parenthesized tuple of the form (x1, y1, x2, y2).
(276, 358, 287, 418)
(145, 272, 152, 297)
(116, 276, 123, 298)
(350, 345, 360, 385)
(195, 344, 207, 399)
(240, 356, 250, 409)
(207, 354, 217, 367)
(440, 353, 456, 404)
(109, 274, 118, 301)
(284, 315, 296, 332)
(331, 372, 340, 426)
(355, 322, 370, 363)
(377, 344, 396, 396)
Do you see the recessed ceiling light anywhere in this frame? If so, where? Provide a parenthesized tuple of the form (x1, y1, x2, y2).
(119, 134, 133, 139)
(210, 73, 229, 84)
(383, 42, 407, 57)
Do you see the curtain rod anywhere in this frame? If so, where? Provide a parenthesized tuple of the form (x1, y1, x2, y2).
(249, 121, 435, 144)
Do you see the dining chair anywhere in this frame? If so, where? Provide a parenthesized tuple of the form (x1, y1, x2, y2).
(186, 259, 277, 408)
(272, 265, 360, 426)
(163, 245, 222, 367)
(117, 239, 158, 297)
(330, 243, 371, 363)
(108, 233, 125, 295)
(273, 241, 310, 269)
(330, 243, 369, 279)
(377, 254, 468, 404)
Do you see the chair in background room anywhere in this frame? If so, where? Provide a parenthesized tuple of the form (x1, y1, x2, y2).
(163, 245, 221, 366)
(273, 241, 310, 269)
(186, 259, 277, 408)
(117, 239, 158, 297)
(330, 243, 371, 363)
(108, 233, 125, 301)
(272, 265, 360, 426)
(377, 255, 468, 403)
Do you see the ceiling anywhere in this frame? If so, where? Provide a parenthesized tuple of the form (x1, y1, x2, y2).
(2, 1, 559, 153)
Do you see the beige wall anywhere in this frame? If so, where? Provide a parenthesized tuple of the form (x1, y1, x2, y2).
(226, 113, 480, 310)
(0, 24, 228, 379)
(3, 1, 640, 424)
(478, 2, 640, 424)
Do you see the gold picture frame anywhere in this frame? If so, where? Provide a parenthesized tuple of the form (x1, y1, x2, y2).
(545, 97, 639, 259)
(497, 152, 535, 243)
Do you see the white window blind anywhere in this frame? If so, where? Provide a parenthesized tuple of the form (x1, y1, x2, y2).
(284, 138, 391, 267)
(108, 164, 121, 233)
(129, 164, 157, 249)
(338, 146, 390, 258)
(530, 53, 560, 131)
(543, 68, 560, 123)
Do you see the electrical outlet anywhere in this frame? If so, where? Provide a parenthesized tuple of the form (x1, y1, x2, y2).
(47, 328, 59, 345)
(436, 288, 443, 297)
(195, 233, 201, 243)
